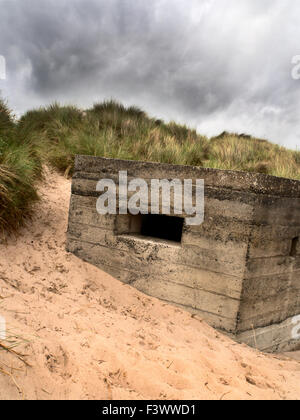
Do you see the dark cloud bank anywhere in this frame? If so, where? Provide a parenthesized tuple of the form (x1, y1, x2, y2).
(0, 0, 300, 148)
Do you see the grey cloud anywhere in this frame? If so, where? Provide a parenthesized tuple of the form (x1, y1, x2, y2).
(0, 0, 300, 148)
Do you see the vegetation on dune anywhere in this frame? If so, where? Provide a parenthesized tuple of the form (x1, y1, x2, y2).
(0, 97, 300, 236)
(0, 99, 42, 237)
(208, 132, 300, 180)
(19, 100, 211, 173)
(19, 99, 300, 180)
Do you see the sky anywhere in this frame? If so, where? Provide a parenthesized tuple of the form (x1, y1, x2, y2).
(0, 0, 300, 149)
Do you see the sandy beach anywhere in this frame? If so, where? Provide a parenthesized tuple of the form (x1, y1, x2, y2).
(0, 168, 300, 400)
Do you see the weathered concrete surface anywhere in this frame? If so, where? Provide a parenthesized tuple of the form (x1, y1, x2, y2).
(67, 156, 300, 352)
(236, 315, 300, 353)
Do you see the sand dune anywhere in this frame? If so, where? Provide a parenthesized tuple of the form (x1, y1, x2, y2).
(0, 168, 300, 400)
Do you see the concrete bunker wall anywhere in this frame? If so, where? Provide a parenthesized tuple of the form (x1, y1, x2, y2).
(67, 155, 300, 352)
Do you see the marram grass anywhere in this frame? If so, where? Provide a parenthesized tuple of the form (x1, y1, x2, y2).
(0, 99, 41, 238)
(19, 100, 300, 180)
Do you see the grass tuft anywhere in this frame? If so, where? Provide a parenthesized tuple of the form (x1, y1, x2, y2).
(0, 99, 41, 238)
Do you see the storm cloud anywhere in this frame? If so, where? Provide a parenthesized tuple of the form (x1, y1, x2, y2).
(0, 0, 300, 148)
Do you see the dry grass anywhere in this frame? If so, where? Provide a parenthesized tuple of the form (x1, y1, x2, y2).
(0, 295, 31, 396)
(207, 132, 300, 180)
(0, 327, 31, 398)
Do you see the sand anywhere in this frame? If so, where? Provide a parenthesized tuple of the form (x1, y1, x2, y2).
(0, 168, 300, 400)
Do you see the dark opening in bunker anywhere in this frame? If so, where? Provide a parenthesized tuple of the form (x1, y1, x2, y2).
(140, 214, 184, 243)
(116, 213, 184, 243)
(290, 237, 299, 257)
